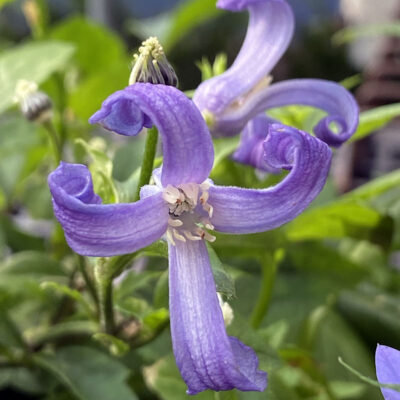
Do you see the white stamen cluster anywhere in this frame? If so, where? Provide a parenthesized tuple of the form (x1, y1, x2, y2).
(218, 293, 234, 327)
(129, 36, 178, 87)
(162, 182, 215, 246)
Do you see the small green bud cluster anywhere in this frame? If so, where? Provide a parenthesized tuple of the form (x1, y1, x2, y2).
(129, 37, 178, 87)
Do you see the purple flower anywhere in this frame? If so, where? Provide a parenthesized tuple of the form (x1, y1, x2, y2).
(48, 83, 331, 394)
(376, 345, 400, 400)
(193, 0, 359, 148)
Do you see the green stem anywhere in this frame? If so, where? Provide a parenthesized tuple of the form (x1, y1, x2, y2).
(77, 256, 99, 309)
(94, 259, 115, 334)
(134, 127, 158, 201)
(42, 120, 62, 164)
(250, 253, 278, 329)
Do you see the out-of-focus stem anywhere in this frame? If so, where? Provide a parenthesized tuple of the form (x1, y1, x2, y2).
(134, 127, 158, 201)
(77, 256, 98, 310)
(250, 253, 278, 329)
(42, 120, 62, 165)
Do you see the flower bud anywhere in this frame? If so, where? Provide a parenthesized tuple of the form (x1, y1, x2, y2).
(14, 80, 53, 123)
(129, 36, 178, 87)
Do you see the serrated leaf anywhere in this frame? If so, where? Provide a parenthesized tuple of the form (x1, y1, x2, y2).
(0, 41, 74, 114)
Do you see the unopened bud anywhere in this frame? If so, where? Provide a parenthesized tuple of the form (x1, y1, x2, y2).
(14, 80, 53, 123)
(129, 36, 178, 87)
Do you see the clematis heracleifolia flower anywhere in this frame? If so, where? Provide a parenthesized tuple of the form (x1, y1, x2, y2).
(193, 0, 359, 148)
(376, 344, 400, 400)
(48, 83, 331, 394)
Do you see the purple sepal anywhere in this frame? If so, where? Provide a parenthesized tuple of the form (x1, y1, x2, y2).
(90, 83, 214, 186)
(214, 79, 359, 145)
(194, 0, 294, 121)
(232, 114, 280, 173)
(169, 240, 267, 394)
(376, 345, 400, 400)
(48, 162, 169, 257)
(208, 124, 332, 233)
(217, 0, 266, 12)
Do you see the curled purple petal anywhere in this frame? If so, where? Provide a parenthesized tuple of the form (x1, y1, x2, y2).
(376, 345, 400, 400)
(194, 0, 294, 120)
(90, 83, 214, 186)
(232, 114, 280, 173)
(208, 124, 331, 233)
(48, 162, 169, 256)
(169, 239, 267, 394)
(216, 79, 359, 145)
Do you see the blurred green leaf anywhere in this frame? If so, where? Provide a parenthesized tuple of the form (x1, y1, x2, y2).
(207, 244, 236, 298)
(0, 41, 74, 114)
(213, 136, 240, 167)
(143, 354, 214, 400)
(301, 306, 381, 399)
(350, 104, 400, 142)
(51, 16, 126, 75)
(128, 0, 222, 52)
(75, 138, 118, 204)
(34, 346, 137, 400)
(0, 367, 44, 395)
(40, 281, 94, 318)
(0, 0, 15, 10)
(286, 202, 389, 242)
(337, 284, 400, 349)
(333, 23, 400, 45)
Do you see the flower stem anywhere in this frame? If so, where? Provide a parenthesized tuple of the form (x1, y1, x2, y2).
(250, 253, 278, 329)
(94, 259, 115, 334)
(134, 127, 158, 201)
(77, 255, 98, 309)
(42, 120, 62, 165)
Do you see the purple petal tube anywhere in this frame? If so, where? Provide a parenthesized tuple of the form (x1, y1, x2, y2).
(169, 239, 267, 394)
(209, 124, 331, 233)
(48, 162, 169, 256)
(376, 345, 400, 400)
(215, 79, 359, 146)
(90, 83, 214, 186)
(232, 114, 280, 172)
(193, 0, 294, 118)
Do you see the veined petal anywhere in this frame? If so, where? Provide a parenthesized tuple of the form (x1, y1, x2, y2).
(216, 79, 359, 144)
(232, 114, 280, 173)
(209, 124, 331, 233)
(48, 162, 169, 257)
(90, 83, 214, 186)
(376, 345, 400, 400)
(169, 239, 267, 394)
(193, 0, 294, 120)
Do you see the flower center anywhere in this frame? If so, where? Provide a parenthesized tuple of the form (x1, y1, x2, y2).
(162, 182, 215, 245)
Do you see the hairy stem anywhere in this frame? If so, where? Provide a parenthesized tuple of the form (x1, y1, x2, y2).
(94, 259, 115, 334)
(134, 127, 158, 201)
(250, 253, 278, 329)
(77, 256, 99, 310)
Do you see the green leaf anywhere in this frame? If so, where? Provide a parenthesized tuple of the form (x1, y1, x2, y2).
(0, 367, 44, 395)
(350, 104, 400, 142)
(75, 138, 119, 204)
(333, 23, 400, 45)
(337, 284, 400, 349)
(40, 281, 94, 318)
(213, 136, 240, 167)
(300, 306, 382, 399)
(207, 244, 236, 298)
(0, 41, 74, 114)
(34, 346, 137, 400)
(0, 0, 15, 10)
(128, 0, 222, 52)
(143, 354, 214, 400)
(50, 16, 126, 75)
